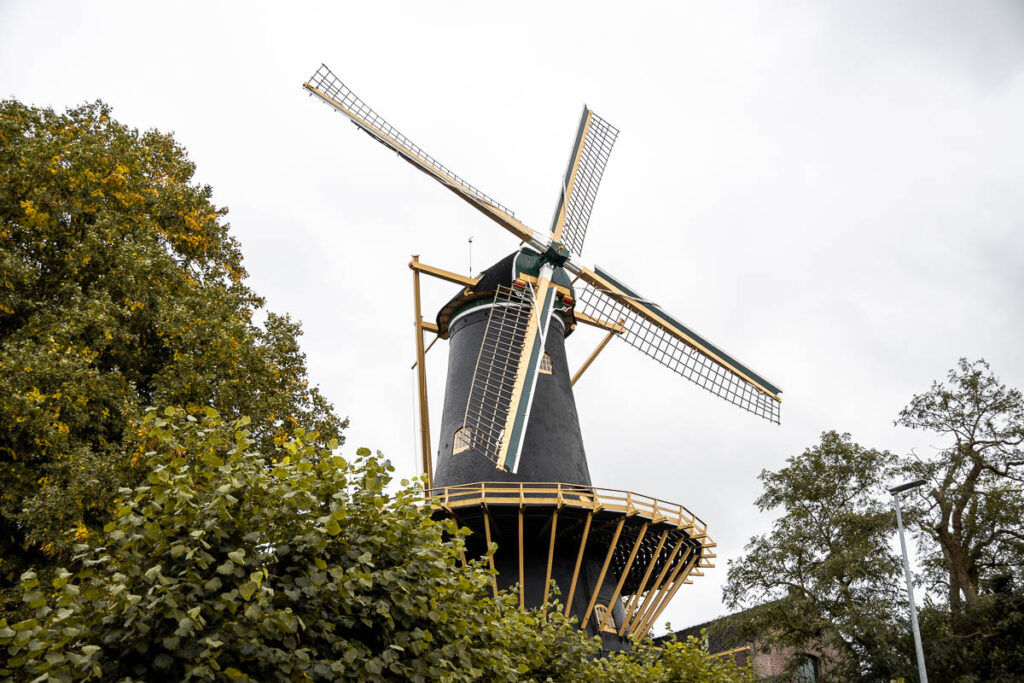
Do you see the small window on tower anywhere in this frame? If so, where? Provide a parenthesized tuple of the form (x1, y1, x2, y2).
(452, 427, 472, 454)
(539, 353, 553, 375)
(593, 604, 616, 633)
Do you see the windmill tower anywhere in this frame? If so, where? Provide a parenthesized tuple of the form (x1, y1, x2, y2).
(304, 65, 782, 650)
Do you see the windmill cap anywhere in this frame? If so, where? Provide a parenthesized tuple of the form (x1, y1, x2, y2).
(435, 250, 577, 339)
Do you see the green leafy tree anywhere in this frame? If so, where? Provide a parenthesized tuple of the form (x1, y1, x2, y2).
(0, 407, 516, 680)
(911, 575, 1024, 683)
(726, 361, 1024, 680)
(723, 431, 906, 679)
(894, 358, 1024, 615)
(0, 408, 753, 682)
(0, 100, 345, 604)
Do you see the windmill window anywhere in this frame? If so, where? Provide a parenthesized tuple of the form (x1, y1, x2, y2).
(593, 604, 616, 633)
(539, 353, 553, 375)
(453, 427, 471, 454)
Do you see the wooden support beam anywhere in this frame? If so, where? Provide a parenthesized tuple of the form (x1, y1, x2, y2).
(628, 538, 685, 637)
(619, 528, 670, 637)
(637, 547, 696, 636)
(409, 259, 477, 288)
(598, 522, 648, 633)
(574, 311, 626, 333)
(543, 509, 559, 607)
(638, 551, 700, 636)
(635, 547, 697, 636)
(409, 334, 440, 369)
(564, 511, 594, 617)
(518, 273, 573, 298)
(518, 506, 525, 612)
(571, 318, 623, 386)
(410, 256, 432, 490)
(581, 517, 626, 629)
(482, 507, 499, 600)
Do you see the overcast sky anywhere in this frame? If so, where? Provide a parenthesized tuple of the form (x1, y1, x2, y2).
(3, 0, 1023, 632)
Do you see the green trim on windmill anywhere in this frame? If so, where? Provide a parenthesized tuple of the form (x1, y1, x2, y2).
(551, 265, 574, 291)
(544, 241, 572, 266)
(514, 249, 543, 279)
(593, 265, 782, 396)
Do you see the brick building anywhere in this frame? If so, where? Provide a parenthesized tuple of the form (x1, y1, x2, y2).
(669, 608, 842, 681)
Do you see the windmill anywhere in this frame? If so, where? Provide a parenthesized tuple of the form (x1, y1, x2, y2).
(304, 64, 781, 649)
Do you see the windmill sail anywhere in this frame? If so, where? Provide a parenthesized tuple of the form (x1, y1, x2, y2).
(550, 108, 619, 257)
(306, 64, 782, 428)
(303, 64, 537, 244)
(463, 276, 558, 472)
(575, 266, 782, 424)
(462, 285, 534, 471)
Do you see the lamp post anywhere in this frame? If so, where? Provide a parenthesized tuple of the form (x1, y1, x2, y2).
(889, 479, 928, 683)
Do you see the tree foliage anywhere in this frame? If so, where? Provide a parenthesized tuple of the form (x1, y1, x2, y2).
(0, 100, 345, 602)
(0, 408, 753, 682)
(596, 635, 756, 683)
(913, 574, 1024, 683)
(895, 358, 1024, 614)
(723, 431, 905, 679)
(726, 360, 1024, 680)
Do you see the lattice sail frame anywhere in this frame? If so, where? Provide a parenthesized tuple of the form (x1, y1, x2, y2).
(306, 63, 783, 427)
(556, 110, 619, 257)
(306, 65, 514, 217)
(576, 279, 781, 424)
(463, 285, 535, 466)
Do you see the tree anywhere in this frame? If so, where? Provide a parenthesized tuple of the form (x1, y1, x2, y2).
(0, 407, 521, 681)
(0, 100, 345, 604)
(0, 407, 754, 682)
(912, 575, 1024, 683)
(895, 358, 1024, 615)
(723, 432, 906, 679)
(726, 361, 1024, 680)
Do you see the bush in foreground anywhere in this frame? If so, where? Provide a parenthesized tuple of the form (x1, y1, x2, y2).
(1, 407, 752, 681)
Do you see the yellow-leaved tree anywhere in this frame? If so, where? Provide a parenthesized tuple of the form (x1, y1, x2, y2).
(0, 100, 346, 615)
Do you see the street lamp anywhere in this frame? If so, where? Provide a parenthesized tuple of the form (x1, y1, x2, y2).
(889, 478, 929, 683)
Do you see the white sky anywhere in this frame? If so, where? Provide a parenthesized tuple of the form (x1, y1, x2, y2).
(3, 0, 1023, 633)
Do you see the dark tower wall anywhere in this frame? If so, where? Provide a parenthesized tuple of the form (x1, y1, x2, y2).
(431, 253, 631, 649)
(433, 307, 591, 488)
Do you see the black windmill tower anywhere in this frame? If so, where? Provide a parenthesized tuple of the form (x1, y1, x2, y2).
(304, 65, 782, 650)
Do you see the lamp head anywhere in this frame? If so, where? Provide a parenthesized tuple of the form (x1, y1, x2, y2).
(889, 479, 927, 495)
